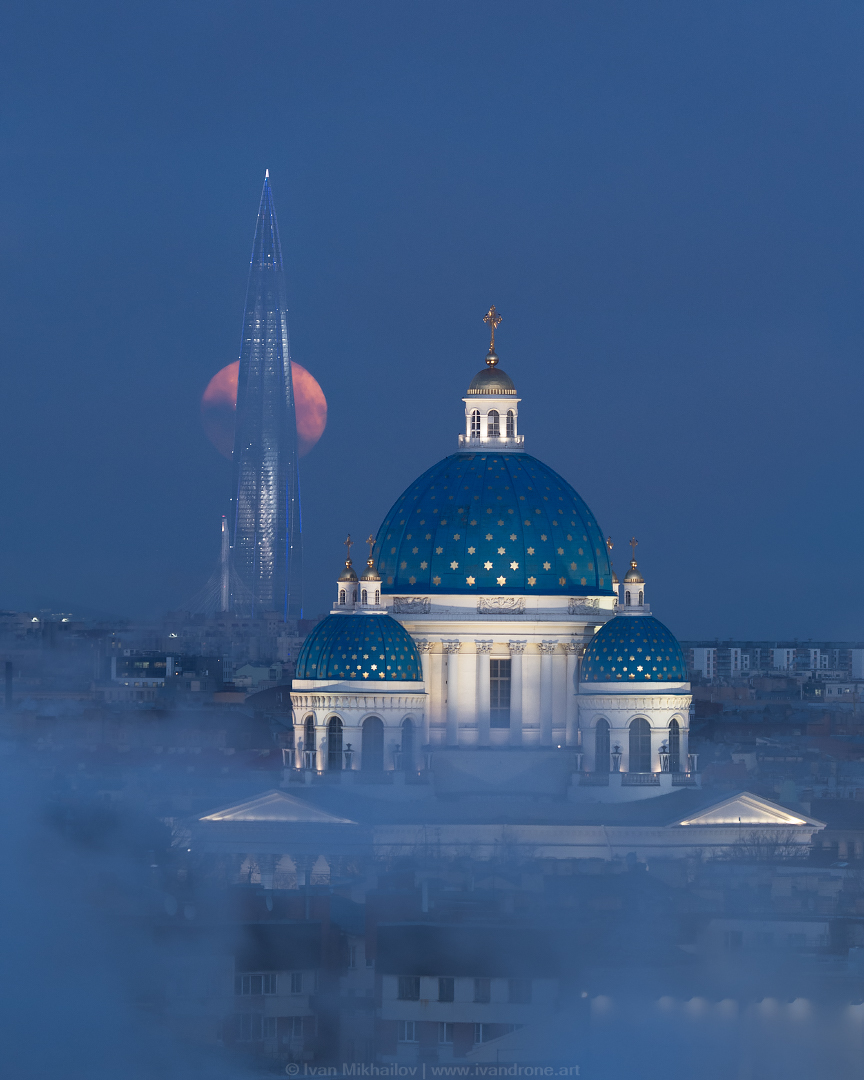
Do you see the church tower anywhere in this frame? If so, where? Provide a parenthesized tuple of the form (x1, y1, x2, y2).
(230, 172, 302, 619)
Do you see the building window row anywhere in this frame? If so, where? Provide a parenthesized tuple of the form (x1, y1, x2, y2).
(398, 975, 532, 1004)
(234, 972, 304, 995)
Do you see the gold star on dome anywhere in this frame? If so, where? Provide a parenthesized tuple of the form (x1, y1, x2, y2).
(527, 547, 535, 555)
(510, 561, 519, 570)
(433, 576, 441, 585)
(527, 576, 536, 586)
(484, 561, 493, 570)
(435, 547, 443, 554)
(450, 561, 459, 569)
(466, 576, 475, 585)
(510, 534, 517, 541)
(467, 546, 476, 554)
(541, 534, 547, 541)
(497, 576, 506, 586)
(420, 561, 428, 569)
(557, 547, 564, 555)
(412, 547, 418, 554)
(543, 561, 551, 570)
(486, 533, 493, 541)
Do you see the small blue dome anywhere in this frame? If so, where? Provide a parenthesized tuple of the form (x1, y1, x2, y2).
(295, 613, 423, 682)
(581, 615, 688, 684)
(374, 453, 612, 595)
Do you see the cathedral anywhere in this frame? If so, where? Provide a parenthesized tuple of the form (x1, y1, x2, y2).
(290, 310, 695, 802)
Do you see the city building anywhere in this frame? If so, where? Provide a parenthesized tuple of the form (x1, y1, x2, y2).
(230, 172, 302, 620)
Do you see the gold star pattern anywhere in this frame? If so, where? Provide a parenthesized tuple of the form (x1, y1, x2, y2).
(484, 561, 493, 570)
(470, 519, 477, 526)
(527, 547, 535, 555)
(527, 576, 537, 586)
(409, 576, 416, 584)
(543, 561, 551, 570)
(510, 561, 519, 570)
(557, 547, 564, 555)
(412, 547, 418, 554)
(497, 519, 505, 526)
(497, 576, 506, 586)
(433, 576, 441, 585)
(450, 561, 459, 569)
(420, 561, 428, 569)
(467, 546, 476, 554)
(400, 561, 407, 569)
(497, 547, 506, 554)
(466, 576, 475, 585)
(454, 533, 460, 540)
(486, 533, 493, 541)
(510, 534, 517, 541)
(541, 534, 547, 541)
(435, 547, 443, 554)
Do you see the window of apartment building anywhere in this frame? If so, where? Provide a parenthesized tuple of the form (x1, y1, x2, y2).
(291, 972, 303, 994)
(438, 977, 455, 1002)
(438, 1023, 454, 1045)
(723, 931, 742, 951)
(398, 976, 421, 1000)
(490, 659, 511, 728)
(474, 1023, 489, 1044)
(348, 945, 357, 969)
(235, 973, 277, 996)
(508, 979, 532, 1004)
(398, 1021, 418, 1043)
(474, 978, 491, 1003)
(236, 1014, 278, 1041)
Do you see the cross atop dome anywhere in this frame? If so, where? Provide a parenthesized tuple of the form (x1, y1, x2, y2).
(483, 305, 503, 365)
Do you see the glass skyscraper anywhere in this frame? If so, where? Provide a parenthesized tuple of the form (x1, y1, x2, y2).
(230, 172, 302, 619)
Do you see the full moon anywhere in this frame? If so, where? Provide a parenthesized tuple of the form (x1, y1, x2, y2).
(201, 361, 327, 459)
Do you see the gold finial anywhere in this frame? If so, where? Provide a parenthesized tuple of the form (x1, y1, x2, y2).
(344, 534, 354, 566)
(366, 534, 375, 560)
(630, 536, 638, 566)
(606, 536, 613, 553)
(483, 305, 502, 364)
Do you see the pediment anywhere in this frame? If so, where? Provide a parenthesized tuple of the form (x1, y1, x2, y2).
(199, 790, 355, 824)
(674, 792, 822, 828)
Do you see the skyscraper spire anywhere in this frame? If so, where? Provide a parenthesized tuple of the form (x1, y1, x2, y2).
(230, 172, 302, 619)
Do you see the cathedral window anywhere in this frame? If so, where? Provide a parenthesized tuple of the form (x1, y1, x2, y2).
(327, 716, 343, 771)
(339, 590, 346, 605)
(595, 718, 610, 773)
(506, 410, 515, 438)
(638, 590, 644, 605)
(487, 410, 500, 437)
(361, 589, 368, 605)
(625, 591, 631, 606)
(490, 658, 511, 727)
(470, 409, 481, 437)
(629, 717, 651, 773)
(669, 718, 680, 773)
(375, 590, 380, 605)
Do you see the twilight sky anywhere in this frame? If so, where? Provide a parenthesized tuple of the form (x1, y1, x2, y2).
(1, 1, 863, 639)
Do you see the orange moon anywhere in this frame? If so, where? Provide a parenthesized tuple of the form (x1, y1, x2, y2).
(201, 360, 327, 459)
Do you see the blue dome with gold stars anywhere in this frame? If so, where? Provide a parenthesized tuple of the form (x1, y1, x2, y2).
(580, 615, 688, 684)
(295, 613, 423, 682)
(374, 452, 612, 595)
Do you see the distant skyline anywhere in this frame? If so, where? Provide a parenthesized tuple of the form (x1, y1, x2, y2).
(1, 2, 864, 638)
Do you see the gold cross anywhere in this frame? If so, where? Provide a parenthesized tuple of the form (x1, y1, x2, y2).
(630, 537, 638, 561)
(344, 534, 354, 563)
(483, 305, 502, 350)
(606, 536, 613, 553)
(366, 534, 375, 559)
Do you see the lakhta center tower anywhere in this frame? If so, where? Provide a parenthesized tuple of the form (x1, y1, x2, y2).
(230, 172, 302, 619)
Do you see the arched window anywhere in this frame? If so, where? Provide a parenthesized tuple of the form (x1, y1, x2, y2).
(361, 589, 368, 605)
(629, 718, 651, 773)
(506, 410, 515, 438)
(304, 712, 315, 764)
(401, 717, 415, 772)
(375, 590, 380, 605)
(625, 590, 631, 606)
(638, 590, 644, 606)
(327, 716, 343, 771)
(362, 716, 384, 771)
(595, 718, 610, 773)
(339, 590, 346, 605)
(669, 718, 680, 773)
(470, 410, 481, 438)
(487, 410, 500, 437)
(352, 589, 357, 603)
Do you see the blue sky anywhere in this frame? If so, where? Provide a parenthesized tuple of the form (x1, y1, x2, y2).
(1, 1, 863, 637)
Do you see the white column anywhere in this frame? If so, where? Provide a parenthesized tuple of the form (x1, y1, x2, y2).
(315, 721, 327, 772)
(539, 640, 557, 746)
(415, 641, 434, 749)
(563, 643, 580, 745)
(521, 646, 541, 744)
(476, 641, 492, 745)
(443, 641, 461, 746)
(508, 641, 526, 746)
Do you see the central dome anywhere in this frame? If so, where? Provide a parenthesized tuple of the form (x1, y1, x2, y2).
(375, 452, 613, 595)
